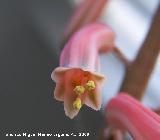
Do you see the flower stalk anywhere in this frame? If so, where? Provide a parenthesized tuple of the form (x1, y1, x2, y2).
(120, 5, 160, 100)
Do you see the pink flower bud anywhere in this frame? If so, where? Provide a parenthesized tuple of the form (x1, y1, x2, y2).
(63, 0, 108, 44)
(105, 93, 160, 140)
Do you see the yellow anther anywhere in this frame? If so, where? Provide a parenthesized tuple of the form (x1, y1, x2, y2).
(74, 86, 85, 95)
(86, 80, 96, 91)
(73, 98, 82, 110)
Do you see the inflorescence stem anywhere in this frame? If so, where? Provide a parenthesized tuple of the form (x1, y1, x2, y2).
(120, 4, 160, 100)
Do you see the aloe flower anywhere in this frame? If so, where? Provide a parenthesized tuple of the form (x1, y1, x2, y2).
(105, 93, 160, 140)
(51, 23, 115, 119)
(63, 0, 108, 45)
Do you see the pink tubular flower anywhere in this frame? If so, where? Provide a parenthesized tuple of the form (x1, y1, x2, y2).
(51, 23, 115, 119)
(105, 93, 160, 140)
(63, 0, 108, 44)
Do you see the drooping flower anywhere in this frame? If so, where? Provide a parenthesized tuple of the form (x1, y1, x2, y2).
(51, 23, 115, 119)
(63, 0, 108, 45)
(105, 93, 160, 140)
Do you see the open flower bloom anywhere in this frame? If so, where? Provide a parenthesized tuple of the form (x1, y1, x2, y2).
(51, 23, 115, 119)
(105, 93, 160, 140)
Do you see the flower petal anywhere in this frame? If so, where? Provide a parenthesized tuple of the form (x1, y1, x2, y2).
(63, 68, 85, 119)
(84, 82, 102, 110)
(51, 67, 68, 82)
(63, 84, 80, 119)
(54, 82, 64, 101)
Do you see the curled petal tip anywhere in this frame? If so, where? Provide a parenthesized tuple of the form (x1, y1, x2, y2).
(64, 96, 80, 119)
(84, 84, 102, 110)
(51, 67, 67, 82)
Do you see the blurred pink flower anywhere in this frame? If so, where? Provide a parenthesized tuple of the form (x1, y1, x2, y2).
(63, 0, 108, 42)
(105, 93, 160, 140)
(51, 23, 115, 119)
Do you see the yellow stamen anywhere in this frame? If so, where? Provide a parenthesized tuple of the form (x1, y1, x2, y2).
(86, 80, 95, 91)
(73, 98, 82, 110)
(74, 85, 85, 95)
